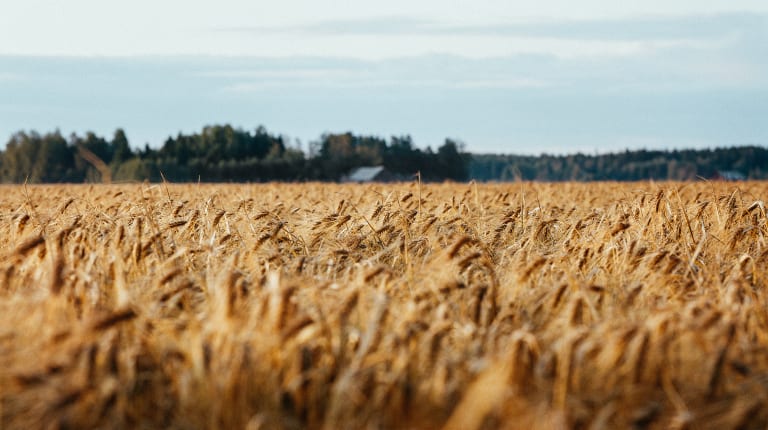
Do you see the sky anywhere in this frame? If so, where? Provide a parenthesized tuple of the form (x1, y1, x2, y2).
(1, 1, 767, 154)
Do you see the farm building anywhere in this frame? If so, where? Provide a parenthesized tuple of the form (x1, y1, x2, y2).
(711, 170, 746, 181)
(343, 166, 398, 183)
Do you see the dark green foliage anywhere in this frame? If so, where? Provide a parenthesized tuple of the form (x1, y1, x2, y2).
(311, 133, 469, 181)
(0, 125, 471, 183)
(8, 123, 761, 183)
(111, 129, 132, 166)
(1, 131, 79, 182)
(470, 147, 768, 181)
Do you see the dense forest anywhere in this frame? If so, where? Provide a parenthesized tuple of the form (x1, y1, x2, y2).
(0, 126, 468, 183)
(0, 125, 765, 183)
(471, 147, 768, 181)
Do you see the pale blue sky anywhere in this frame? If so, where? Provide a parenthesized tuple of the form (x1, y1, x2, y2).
(1, 1, 767, 153)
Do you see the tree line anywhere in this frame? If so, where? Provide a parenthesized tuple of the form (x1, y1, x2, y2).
(1, 125, 765, 183)
(0, 125, 469, 183)
(471, 147, 768, 181)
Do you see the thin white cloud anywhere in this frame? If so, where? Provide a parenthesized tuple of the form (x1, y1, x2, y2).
(0, 73, 23, 82)
(203, 13, 762, 60)
(221, 77, 551, 93)
(217, 12, 764, 41)
(0, 104, 26, 113)
(3, 2, 768, 57)
(191, 68, 359, 80)
(182, 34, 724, 61)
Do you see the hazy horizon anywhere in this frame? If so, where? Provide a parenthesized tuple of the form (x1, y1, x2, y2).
(2, 1, 767, 154)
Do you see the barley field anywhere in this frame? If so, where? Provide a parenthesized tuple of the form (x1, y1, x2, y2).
(1, 181, 768, 429)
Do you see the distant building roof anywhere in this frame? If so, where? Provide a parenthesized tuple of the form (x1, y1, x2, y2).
(713, 170, 746, 181)
(346, 166, 387, 182)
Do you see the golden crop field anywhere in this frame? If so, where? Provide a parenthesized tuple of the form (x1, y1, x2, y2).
(2, 181, 768, 429)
